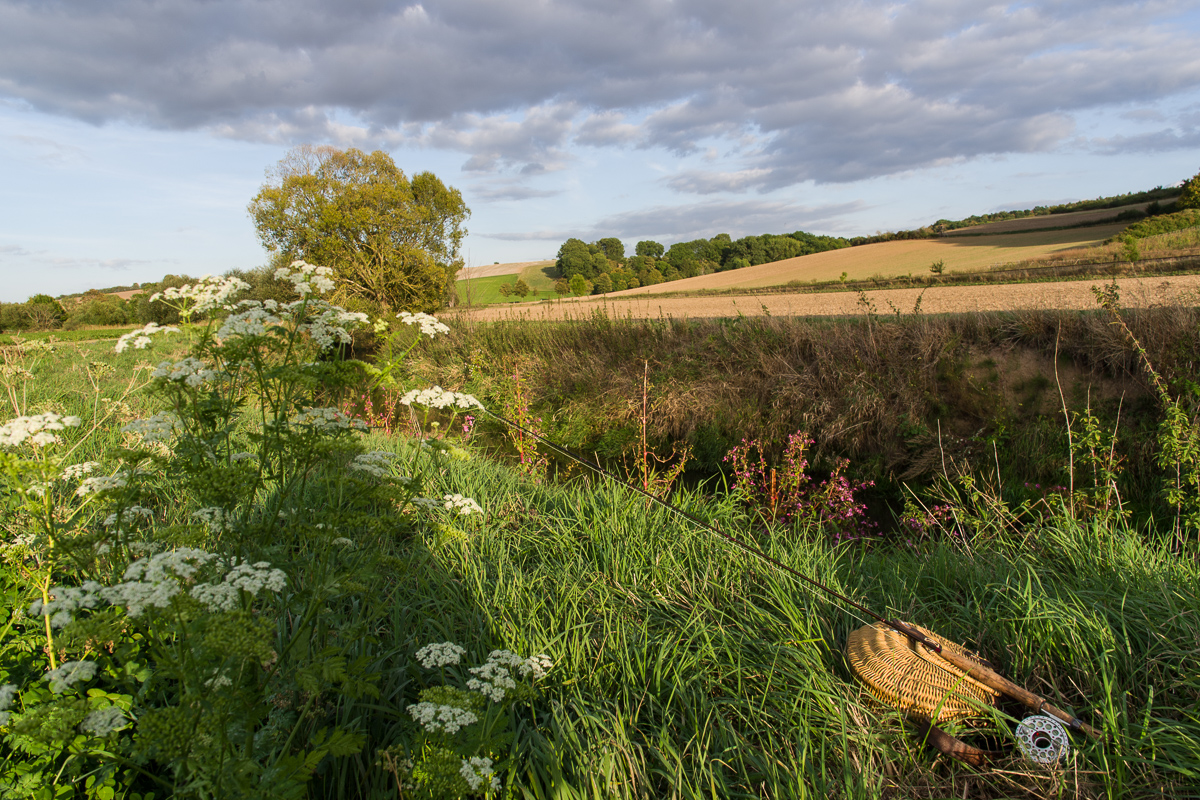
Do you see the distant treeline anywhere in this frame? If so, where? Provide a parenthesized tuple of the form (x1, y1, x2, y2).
(555, 232, 849, 294)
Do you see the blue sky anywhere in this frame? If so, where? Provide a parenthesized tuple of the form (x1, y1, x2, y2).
(3, 0, 1200, 302)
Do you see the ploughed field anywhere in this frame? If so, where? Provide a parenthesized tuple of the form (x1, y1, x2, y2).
(452, 273, 1200, 322)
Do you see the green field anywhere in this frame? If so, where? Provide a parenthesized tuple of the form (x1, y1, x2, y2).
(456, 262, 559, 306)
(0, 325, 138, 346)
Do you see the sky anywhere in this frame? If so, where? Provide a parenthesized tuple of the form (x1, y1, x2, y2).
(3, 0, 1200, 303)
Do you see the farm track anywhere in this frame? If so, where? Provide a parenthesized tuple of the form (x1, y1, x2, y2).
(451, 274, 1200, 322)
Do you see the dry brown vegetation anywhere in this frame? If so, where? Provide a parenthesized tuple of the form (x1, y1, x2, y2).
(454, 273, 1200, 323)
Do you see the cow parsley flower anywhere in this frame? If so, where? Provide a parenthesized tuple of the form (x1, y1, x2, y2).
(397, 311, 450, 338)
(0, 683, 16, 725)
(275, 260, 336, 296)
(0, 413, 82, 448)
(216, 307, 283, 341)
(466, 659, 517, 703)
(460, 756, 500, 792)
(114, 322, 181, 353)
(101, 548, 221, 616)
(80, 706, 128, 737)
(442, 494, 483, 516)
(44, 661, 98, 694)
(121, 412, 182, 444)
(60, 461, 100, 481)
(399, 386, 483, 411)
(302, 306, 370, 350)
(407, 702, 478, 734)
(75, 474, 128, 497)
(416, 641, 466, 668)
(191, 506, 233, 534)
(190, 559, 287, 612)
(152, 357, 221, 388)
(288, 407, 368, 432)
(150, 274, 250, 318)
(29, 581, 104, 629)
(348, 450, 396, 478)
(102, 505, 155, 530)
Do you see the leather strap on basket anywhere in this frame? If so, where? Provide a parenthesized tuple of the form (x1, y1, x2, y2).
(910, 720, 1004, 767)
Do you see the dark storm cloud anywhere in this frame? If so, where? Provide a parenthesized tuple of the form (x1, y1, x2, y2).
(2, 0, 1199, 186)
(482, 198, 865, 243)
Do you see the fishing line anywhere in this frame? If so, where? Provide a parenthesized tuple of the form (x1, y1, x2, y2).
(477, 407, 943, 652)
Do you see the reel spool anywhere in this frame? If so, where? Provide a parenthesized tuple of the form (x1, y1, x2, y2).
(1016, 715, 1070, 765)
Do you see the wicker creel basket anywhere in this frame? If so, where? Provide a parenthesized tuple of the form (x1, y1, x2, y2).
(846, 621, 999, 722)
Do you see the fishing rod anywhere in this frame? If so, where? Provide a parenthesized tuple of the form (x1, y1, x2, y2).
(477, 406, 1101, 743)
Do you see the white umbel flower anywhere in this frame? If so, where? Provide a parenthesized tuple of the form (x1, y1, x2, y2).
(150, 274, 250, 316)
(442, 494, 483, 516)
(399, 386, 482, 411)
(43, 661, 98, 694)
(114, 322, 181, 353)
(460, 756, 500, 791)
(75, 475, 127, 497)
(216, 307, 283, 340)
(289, 407, 368, 432)
(60, 462, 100, 481)
(397, 311, 450, 338)
(0, 413, 82, 448)
(79, 706, 129, 737)
(348, 451, 397, 478)
(28, 581, 104, 629)
(275, 260, 336, 296)
(407, 702, 478, 734)
(121, 412, 182, 444)
(466, 659, 517, 703)
(415, 641, 466, 668)
(189, 559, 287, 612)
(152, 357, 221, 388)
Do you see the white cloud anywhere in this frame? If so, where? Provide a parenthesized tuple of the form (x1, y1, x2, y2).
(1, 0, 1199, 202)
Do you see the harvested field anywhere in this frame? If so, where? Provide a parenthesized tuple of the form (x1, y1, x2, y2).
(451, 274, 1200, 322)
(942, 202, 1151, 236)
(597, 224, 1129, 295)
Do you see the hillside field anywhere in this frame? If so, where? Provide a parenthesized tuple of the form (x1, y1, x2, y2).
(611, 223, 1130, 296)
(456, 260, 556, 305)
(941, 203, 1153, 236)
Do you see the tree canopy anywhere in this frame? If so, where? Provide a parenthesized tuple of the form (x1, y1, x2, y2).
(1179, 168, 1200, 210)
(248, 146, 469, 312)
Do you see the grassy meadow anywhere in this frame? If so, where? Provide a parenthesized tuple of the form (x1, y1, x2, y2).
(2, 287, 1198, 798)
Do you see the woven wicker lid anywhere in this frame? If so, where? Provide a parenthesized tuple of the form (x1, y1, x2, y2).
(846, 621, 999, 722)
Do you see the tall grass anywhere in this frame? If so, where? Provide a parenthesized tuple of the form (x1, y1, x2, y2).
(368, 452, 1200, 797)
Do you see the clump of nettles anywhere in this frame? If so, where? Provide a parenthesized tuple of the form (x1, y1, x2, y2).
(377, 641, 552, 798)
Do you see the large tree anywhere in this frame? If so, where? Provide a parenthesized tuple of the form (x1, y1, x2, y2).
(556, 238, 593, 279)
(248, 145, 469, 312)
